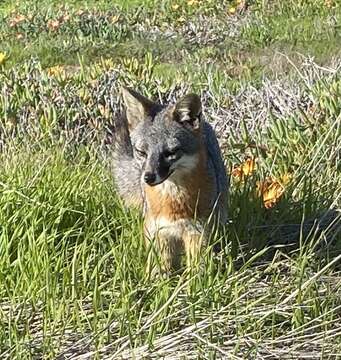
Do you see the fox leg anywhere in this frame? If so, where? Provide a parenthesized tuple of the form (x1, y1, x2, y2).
(183, 225, 207, 269)
(144, 226, 182, 275)
(157, 232, 182, 273)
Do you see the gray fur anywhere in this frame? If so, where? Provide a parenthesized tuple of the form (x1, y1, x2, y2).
(110, 89, 229, 222)
(108, 114, 143, 209)
(203, 122, 229, 223)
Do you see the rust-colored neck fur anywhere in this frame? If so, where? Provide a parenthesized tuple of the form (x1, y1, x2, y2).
(144, 149, 213, 222)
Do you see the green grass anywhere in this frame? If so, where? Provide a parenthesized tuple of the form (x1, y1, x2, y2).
(1, 0, 340, 75)
(0, 142, 340, 358)
(0, 0, 341, 358)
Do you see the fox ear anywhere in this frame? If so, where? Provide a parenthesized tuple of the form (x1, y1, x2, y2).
(173, 94, 202, 131)
(121, 87, 155, 129)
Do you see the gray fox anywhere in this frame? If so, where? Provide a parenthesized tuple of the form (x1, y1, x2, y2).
(110, 87, 229, 273)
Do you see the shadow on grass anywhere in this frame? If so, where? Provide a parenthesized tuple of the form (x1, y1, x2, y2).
(221, 189, 341, 271)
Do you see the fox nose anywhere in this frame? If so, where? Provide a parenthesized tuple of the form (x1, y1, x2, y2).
(144, 172, 156, 185)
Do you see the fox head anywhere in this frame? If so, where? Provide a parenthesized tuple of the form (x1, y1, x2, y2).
(121, 87, 204, 186)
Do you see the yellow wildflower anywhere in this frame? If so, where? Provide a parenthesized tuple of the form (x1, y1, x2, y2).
(111, 15, 120, 23)
(256, 177, 287, 209)
(47, 65, 65, 77)
(0, 52, 7, 65)
(232, 158, 257, 179)
(228, 6, 236, 15)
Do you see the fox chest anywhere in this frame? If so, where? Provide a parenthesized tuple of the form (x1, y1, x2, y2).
(143, 177, 213, 235)
(144, 179, 208, 219)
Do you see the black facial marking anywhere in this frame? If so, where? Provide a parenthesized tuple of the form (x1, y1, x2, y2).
(158, 155, 170, 180)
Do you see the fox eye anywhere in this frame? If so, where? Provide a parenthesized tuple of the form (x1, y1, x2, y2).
(165, 148, 181, 160)
(134, 147, 147, 158)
